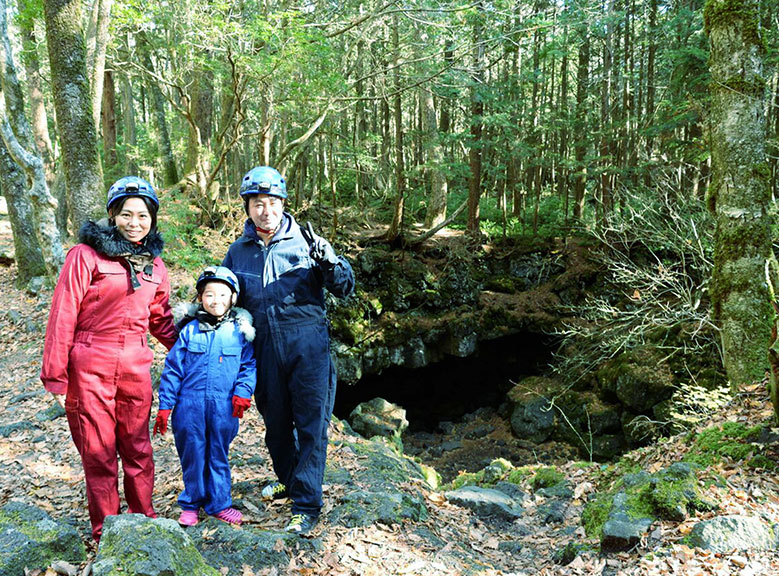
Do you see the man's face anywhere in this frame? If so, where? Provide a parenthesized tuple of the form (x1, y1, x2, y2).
(248, 194, 284, 233)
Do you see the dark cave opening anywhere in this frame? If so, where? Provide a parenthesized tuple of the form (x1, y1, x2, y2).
(333, 331, 560, 432)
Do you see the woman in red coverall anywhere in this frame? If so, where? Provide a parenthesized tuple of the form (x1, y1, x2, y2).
(40, 176, 177, 541)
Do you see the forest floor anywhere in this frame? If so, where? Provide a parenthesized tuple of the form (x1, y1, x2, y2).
(2, 227, 779, 575)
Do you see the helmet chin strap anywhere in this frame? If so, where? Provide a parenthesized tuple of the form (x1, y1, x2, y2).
(256, 222, 280, 236)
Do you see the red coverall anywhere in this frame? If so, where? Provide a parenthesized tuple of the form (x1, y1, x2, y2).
(41, 243, 177, 540)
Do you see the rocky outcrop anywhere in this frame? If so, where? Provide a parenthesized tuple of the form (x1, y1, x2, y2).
(0, 500, 85, 575)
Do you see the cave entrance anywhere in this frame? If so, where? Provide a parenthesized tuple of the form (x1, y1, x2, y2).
(333, 331, 559, 432)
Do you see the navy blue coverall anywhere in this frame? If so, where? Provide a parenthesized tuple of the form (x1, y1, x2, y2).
(223, 213, 354, 518)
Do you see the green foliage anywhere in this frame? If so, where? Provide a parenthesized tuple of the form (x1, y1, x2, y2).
(530, 466, 565, 490)
(684, 421, 764, 467)
(581, 493, 612, 538)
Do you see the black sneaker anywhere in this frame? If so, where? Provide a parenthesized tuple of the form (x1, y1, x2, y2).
(261, 482, 288, 501)
(285, 513, 318, 535)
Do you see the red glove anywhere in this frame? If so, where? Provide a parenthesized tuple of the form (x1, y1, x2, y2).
(154, 409, 172, 435)
(232, 396, 252, 418)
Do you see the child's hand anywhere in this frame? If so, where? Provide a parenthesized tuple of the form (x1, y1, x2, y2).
(154, 409, 172, 435)
(232, 396, 252, 418)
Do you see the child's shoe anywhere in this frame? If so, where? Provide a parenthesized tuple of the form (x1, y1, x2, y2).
(213, 507, 242, 525)
(178, 509, 199, 526)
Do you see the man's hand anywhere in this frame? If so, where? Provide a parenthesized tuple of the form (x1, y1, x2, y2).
(232, 396, 252, 418)
(153, 409, 172, 435)
(301, 222, 338, 268)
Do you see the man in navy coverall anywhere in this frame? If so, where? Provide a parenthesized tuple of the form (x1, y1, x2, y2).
(223, 166, 355, 534)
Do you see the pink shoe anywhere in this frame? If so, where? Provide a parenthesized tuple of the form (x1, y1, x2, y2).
(178, 510, 199, 526)
(212, 507, 242, 525)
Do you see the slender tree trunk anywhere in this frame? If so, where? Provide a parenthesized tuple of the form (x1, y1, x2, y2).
(422, 88, 447, 228)
(467, 1, 485, 238)
(139, 34, 178, 185)
(573, 31, 589, 220)
(387, 13, 405, 243)
(705, 0, 774, 392)
(101, 70, 117, 169)
(85, 0, 113, 132)
(17, 0, 55, 188)
(120, 73, 138, 174)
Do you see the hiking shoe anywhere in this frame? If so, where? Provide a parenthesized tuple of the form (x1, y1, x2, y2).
(261, 482, 288, 501)
(212, 507, 242, 525)
(285, 513, 318, 535)
(178, 510, 199, 527)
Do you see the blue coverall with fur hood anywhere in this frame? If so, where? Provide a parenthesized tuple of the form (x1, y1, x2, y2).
(158, 305, 256, 515)
(223, 213, 354, 519)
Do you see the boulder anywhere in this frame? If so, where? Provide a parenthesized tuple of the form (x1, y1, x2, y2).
(327, 439, 428, 527)
(350, 397, 409, 439)
(688, 515, 777, 553)
(0, 501, 85, 576)
(445, 486, 523, 521)
(597, 347, 674, 412)
(600, 493, 653, 552)
(92, 514, 218, 576)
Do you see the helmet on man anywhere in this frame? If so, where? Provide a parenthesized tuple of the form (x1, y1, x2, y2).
(106, 176, 159, 213)
(239, 167, 287, 200)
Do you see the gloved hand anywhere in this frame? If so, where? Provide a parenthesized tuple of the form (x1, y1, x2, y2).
(153, 409, 172, 435)
(232, 396, 252, 418)
(301, 222, 339, 268)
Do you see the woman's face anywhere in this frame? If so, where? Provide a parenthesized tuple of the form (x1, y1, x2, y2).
(113, 197, 152, 242)
(248, 194, 284, 233)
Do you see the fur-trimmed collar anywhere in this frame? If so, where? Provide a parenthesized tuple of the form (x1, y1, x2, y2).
(79, 219, 164, 259)
(173, 302, 255, 342)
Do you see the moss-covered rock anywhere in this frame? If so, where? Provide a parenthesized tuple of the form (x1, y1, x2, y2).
(0, 501, 85, 575)
(327, 439, 428, 527)
(92, 514, 218, 576)
(597, 347, 675, 412)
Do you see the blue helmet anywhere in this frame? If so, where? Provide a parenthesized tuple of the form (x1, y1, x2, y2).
(196, 266, 240, 296)
(106, 176, 159, 213)
(239, 166, 287, 199)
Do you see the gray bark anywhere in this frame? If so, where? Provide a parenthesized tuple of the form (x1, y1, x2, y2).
(43, 0, 103, 229)
(86, 0, 113, 131)
(0, 0, 63, 277)
(705, 0, 774, 390)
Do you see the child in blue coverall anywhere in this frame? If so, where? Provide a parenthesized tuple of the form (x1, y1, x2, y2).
(154, 266, 256, 526)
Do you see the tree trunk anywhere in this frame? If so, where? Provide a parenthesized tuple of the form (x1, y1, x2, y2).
(43, 0, 103, 229)
(17, 0, 55, 188)
(101, 70, 117, 169)
(705, 0, 775, 392)
(422, 88, 447, 228)
(85, 0, 113, 131)
(386, 13, 405, 243)
(139, 34, 178, 185)
(0, 0, 63, 277)
(467, 1, 485, 238)
(573, 31, 589, 220)
(120, 72, 138, 174)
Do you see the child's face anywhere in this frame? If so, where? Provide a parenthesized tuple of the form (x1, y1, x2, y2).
(199, 281, 233, 319)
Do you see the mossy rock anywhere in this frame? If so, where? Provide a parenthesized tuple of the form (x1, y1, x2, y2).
(0, 501, 86, 575)
(597, 347, 675, 412)
(93, 515, 218, 576)
(531, 466, 565, 491)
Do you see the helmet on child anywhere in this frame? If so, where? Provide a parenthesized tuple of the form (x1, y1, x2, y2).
(196, 266, 240, 297)
(106, 176, 159, 213)
(239, 166, 287, 199)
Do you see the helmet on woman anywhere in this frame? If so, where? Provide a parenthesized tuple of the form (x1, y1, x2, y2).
(239, 166, 287, 199)
(196, 266, 240, 296)
(106, 176, 159, 213)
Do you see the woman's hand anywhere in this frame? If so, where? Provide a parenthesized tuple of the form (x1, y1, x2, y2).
(52, 393, 66, 409)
